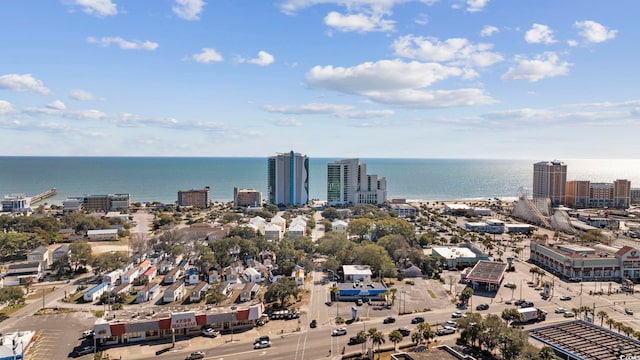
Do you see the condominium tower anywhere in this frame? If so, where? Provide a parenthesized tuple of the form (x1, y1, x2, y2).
(177, 187, 211, 208)
(327, 159, 387, 206)
(533, 160, 567, 206)
(268, 151, 309, 206)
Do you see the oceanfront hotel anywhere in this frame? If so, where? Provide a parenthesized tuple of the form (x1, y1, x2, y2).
(267, 151, 309, 206)
(326, 159, 387, 206)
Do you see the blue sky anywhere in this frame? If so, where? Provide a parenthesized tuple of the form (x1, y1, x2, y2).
(0, 0, 638, 158)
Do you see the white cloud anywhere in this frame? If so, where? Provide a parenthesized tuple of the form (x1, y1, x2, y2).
(69, 89, 96, 101)
(237, 51, 275, 66)
(0, 74, 51, 95)
(67, 0, 118, 17)
(324, 11, 395, 33)
(263, 103, 354, 114)
(414, 14, 428, 25)
(567, 40, 579, 47)
(307, 59, 465, 94)
(0, 100, 13, 115)
(466, 0, 489, 12)
(279, 0, 438, 15)
(501, 52, 571, 82)
(480, 25, 499, 37)
(366, 88, 496, 108)
(273, 118, 302, 127)
(172, 0, 206, 21)
(337, 109, 395, 118)
(190, 48, 224, 63)
(47, 100, 66, 110)
(392, 35, 503, 67)
(87, 36, 159, 51)
(575, 20, 617, 43)
(525, 24, 556, 44)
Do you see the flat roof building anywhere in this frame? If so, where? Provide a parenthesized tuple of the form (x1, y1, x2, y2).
(178, 187, 211, 208)
(533, 160, 567, 206)
(327, 159, 387, 206)
(431, 244, 489, 269)
(233, 187, 262, 208)
(268, 151, 309, 206)
(465, 260, 508, 292)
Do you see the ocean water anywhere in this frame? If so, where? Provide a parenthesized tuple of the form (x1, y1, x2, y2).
(1, 157, 639, 205)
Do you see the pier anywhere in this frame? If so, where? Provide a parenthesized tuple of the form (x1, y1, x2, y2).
(30, 188, 57, 204)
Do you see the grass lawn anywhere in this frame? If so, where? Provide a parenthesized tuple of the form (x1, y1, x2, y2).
(427, 290, 437, 299)
(0, 303, 26, 321)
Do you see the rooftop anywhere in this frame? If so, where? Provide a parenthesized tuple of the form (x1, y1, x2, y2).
(342, 265, 373, 276)
(465, 260, 508, 284)
(529, 320, 640, 360)
(432, 247, 477, 259)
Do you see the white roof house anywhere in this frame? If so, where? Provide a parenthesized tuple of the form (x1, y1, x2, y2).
(270, 215, 287, 231)
(332, 220, 348, 233)
(342, 265, 373, 282)
(288, 223, 306, 238)
(264, 223, 282, 241)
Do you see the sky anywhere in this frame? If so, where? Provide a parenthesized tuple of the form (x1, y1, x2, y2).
(0, 0, 638, 159)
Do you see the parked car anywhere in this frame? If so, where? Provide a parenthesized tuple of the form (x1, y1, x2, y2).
(356, 299, 363, 306)
(383, 316, 396, 324)
(81, 330, 94, 339)
(436, 327, 456, 336)
(310, 320, 317, 328)
(202, 328, 220, 337)
(451, 311, 465, 318)
(398, 327, 411, 336)
(185, 351, 205, 360)
(555, 307, 567, 314)
(456, 303, 468, 310)
(476, 304, 489, 311)
(332, 328, 347, 336)
(520, 302, 534, 308)
(76, 346, 95, 356)
(560, 295, 572, 301)
(348, 336, 365, 345)
(626, 308, 634, 315)
(514, 299, 526, 306)
(254, 341, 271, 349)
(564, 311, 576, 318)
(411, 316, 425, 324)
(254, 336, 270, 344)
(504, 282, 516, 289)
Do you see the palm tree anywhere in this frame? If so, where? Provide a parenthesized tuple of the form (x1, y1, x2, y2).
(615, 321, 623, 333)
(369, 330, 385, 359)
(510, 283, 517, 300)
(417, 322, 435, 345)
(634, 331, 640, 341)
(606, 317, 615, 330)
(623, 325, 634, 337)
(331, 286, 340, 316)
(530, 267, 539, 282)
(597, 310, 608, 327)
(388, 330, 403, 351)
(411, 331, 423, 345)
(389, 288, 398, 306)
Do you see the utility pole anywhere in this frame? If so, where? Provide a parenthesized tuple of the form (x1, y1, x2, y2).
(42, 287, 45, 309)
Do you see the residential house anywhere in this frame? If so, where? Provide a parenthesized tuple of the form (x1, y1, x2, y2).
(270, 215, 287, 232)
(243, 267, 262, 283)
(163, 281, 185, 303)
(189, 281, 210, 303)
(264, 224, 282, 241)
(87, 229, 118, 241)
(186, 268, 200, 285)
(157, 259, 172, 275)
(163, 267, 181, 285)
(102, 269, 123, 285)
(136, 283, 161, 304)
(121, 267, 140, 285)
(240, 282, 260, 302)
(84, 282, 111, 302)
(222, 267, 239, 284)
(140, 266, 157, 284)
(111, 282, 132, 296)
(207, 269, 219, 284)
(332, 220, 348, 234)
(3, 262, 42, 286)
(288, 223, 306, 238)
(292, 268, 305, 286)
(28, 246, 49, 269)
(249, 216, 267, 234)
(52, 245, 70, 263)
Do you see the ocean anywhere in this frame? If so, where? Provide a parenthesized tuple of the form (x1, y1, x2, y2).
(1, 157, 639, 205)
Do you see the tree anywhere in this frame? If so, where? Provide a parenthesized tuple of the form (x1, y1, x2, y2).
(0, 287, 25, 306)
(501, 308, 522, 325)
(90, 251, 128, 275)
(597, 310, 608, 327)
(510, 283, 517, 300)
(459, 287, 473, 306)
(22, 277, 34, 294)
(347, 218, 373, 241)
(69, 241, 93, 272)
(529, 267, 539, 283)
(388, 330, 403, 351)
(411, 331, 423, 345)
(417, 322, 435, 345)
(321, 207, 340, 221)
(264, 278, 300, 307)
(51, 253, 72, 275)
(367, 329, 385, 359)
(539, 346, 556, 360)
(206, 284, 227, 305)
(606, 317, 615, 330)
(331, 286, 340, 316)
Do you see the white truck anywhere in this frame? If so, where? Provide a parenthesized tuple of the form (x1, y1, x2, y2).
(517, 307, 546, 323)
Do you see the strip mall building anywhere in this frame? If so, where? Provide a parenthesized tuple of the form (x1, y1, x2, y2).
(93, 303, 263, 345)
(530, 239, 640, 281)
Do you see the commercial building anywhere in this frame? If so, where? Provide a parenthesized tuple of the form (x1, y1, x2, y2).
(1, 193, 31, 212)
(87, 229, 119, 241)
(567, 179, 631, 209)
(177, 187, 211, 208)
(233, 187, 262, 208)
(465, 260, 508, 292)
(267, 151, 309, 206)
(464, 219, 505, 234)
(93, 303, 264, 346)
(533, 160, 567, 206)
(65, 194, 131, 213)
(431, 244, 489, 269)
(529, 239, 640, 281)
(327, 159, 388, 206)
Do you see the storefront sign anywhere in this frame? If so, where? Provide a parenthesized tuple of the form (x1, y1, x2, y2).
(171, 312, 197, 329)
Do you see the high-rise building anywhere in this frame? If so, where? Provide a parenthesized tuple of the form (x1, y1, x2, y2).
(533, 160, 567, 206)
(327, 159, 387, 206)
(267, 151, 309, 206)
(233, 187, 262, 208)
(177, 187, 211, 208)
